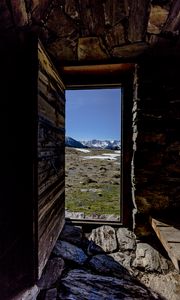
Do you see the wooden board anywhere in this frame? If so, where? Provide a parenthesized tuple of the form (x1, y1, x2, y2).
(151, 217, 180, 272)
(37, 41, 65, 278)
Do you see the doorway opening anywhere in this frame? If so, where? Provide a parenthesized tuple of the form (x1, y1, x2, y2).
(65, 87, 122, 222)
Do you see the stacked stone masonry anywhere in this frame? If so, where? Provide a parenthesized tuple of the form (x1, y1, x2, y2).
(134, 60, 180, 235)
(0, 0, 178, 62)
(29, 224, 180, 300)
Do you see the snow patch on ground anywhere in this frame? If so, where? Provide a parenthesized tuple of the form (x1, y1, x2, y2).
(102, 153, 120, 158)
(82, 153, 119, 160)
(76, 148, 91, 153)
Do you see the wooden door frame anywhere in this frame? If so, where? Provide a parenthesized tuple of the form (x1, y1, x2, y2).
(61, 63, 135, 229)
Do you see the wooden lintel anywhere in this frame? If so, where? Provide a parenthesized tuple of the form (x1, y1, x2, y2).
(62, 63, 135, 76)
(150, 217, 180, 272)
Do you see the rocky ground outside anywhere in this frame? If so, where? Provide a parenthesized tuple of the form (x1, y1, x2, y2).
(65, 147, 121, 220)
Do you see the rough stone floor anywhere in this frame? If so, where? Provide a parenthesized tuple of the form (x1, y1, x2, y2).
(19, 225, 180, 300)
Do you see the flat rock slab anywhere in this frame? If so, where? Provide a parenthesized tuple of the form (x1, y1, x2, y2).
(116, 227, 137, 251)
(37, 257, 64, 289)
(86, 239, 105, 256)
(13, 285, 39, 300)
(59, 224, 83, 246)
(53, 240, 88, 265)
(89, 254, 130, 279)
(139, 271, 180, 300)
(89, 225, 117, 253)
(44, 288, 57, 300)
(133, 242, 169, 272)
(59, 269, 160, 299)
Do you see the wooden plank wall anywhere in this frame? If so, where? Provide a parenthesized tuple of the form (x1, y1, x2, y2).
(37, 42, 65, 278)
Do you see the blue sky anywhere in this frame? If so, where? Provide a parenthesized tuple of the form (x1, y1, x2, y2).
(65, 88, 121, 141)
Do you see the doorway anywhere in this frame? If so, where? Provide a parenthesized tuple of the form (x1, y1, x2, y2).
(65, 87, 122, 222)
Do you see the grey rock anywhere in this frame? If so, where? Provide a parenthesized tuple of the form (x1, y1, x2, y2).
(133, 243, 169, 272)
(89, 254, 130, 279)
(13, 285, 39, 300)
(139, 271, 180, 300)
(59, 269, 160, 299)
(89, 226, 117, 253)
(86, 214, 120, 221)
(37, 257, 64, 289)
(110, 251, 136, 275)
(60, 224, 83, 246)
(53, 240, 88, 265)
(44, 288, 57, 300)
(102, 214, 120, 221)
(116, 228, 137, 251)
(65, 210, 85, 219)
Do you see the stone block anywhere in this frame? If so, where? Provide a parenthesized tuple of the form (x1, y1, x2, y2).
(89, 226, 117, 253)
(78, 37, 108, 60)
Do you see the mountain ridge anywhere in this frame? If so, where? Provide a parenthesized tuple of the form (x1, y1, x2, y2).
(65, 136, 120, 150)
(65, 136, 86, 148)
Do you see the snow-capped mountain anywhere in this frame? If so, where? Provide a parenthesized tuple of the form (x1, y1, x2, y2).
(65, 136, 86, 148)
(65, 137, 120, 150)
(81, 139, 120, 150)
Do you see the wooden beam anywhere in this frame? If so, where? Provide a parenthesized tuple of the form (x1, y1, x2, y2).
(150, 217, 180, 272)
(62, 63, 135, 76)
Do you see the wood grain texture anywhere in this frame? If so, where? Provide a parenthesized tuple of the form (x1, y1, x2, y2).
(128, 0, 151, 42)
(151, 218, 180, 272)
(38, 41, 65, 278)
(163, 0, 180, 32)
(103, 0, 126, 26)
(78, 0, 105, 35)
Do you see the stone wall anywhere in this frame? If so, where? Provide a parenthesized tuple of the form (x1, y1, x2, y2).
(36, 224, 180, 300)
(134, 59, 180, 235)
(0, 0, 176, 64)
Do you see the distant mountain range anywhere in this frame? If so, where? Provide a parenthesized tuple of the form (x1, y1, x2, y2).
(65, 136, 86, 148)
(81, 139, 120, 150)
(65, 136, 120, 150)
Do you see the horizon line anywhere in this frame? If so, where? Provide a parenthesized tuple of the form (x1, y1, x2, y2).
(66, 136, 121, 142)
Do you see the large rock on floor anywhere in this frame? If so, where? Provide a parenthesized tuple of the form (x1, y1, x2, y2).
(133, 243, 169, 272)
(59, 224, 83, 246)
(139, 271, 180, 300)
(116, 227, 136, 251)
(59, 269, 161, 299)
(89, 254, 130, 279)
(89, 225, 117, 253)
(37, 257, 64, 289)
(53, 240, 88, 265)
